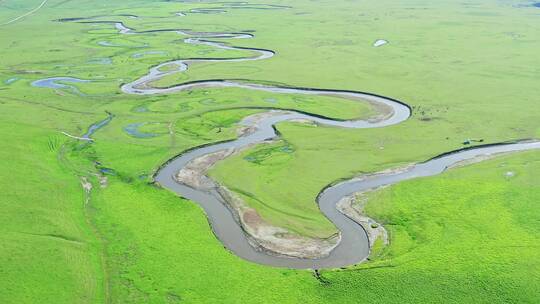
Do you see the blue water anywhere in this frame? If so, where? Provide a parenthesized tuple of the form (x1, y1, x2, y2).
(83, 113, 114, 139)
(4, 77, 19, 85)
(99, 167, 116, 175)
(124, 123, 158, 138)
(131, 51, 167, 58)
(31, 77, 91, 95)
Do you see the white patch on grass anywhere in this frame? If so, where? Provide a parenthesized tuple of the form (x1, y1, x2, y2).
(373, 39, 388, 47)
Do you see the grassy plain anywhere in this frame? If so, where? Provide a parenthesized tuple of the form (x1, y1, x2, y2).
(208, 0, 540, 237)
(1, 0, 539, 303)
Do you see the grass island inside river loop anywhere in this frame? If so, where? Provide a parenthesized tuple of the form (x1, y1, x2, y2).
(1, 0, 540, 303)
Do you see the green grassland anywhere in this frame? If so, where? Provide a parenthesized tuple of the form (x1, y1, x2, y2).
(1, 0, 539, 303)
(207, 0, 540, 238)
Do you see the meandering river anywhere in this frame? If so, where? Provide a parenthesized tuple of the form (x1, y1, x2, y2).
(47, 16, 540, 269)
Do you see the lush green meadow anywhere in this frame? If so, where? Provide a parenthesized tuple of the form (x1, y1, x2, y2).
(1, 0, 539, 303)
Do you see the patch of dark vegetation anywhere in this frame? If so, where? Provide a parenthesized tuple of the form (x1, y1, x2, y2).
(119, 174, 135, 184)
(55, 14, 139, 22)
(44, 233, 82, 243)
(338, 264, 398, 273)
(24, 232, 83, 243)
(56, 17, 86, 22)
(411, 104, 448, 121)
(462, 138, 484, 145)
(313, 269, 331, 285)
(244, 142, 295, 164)
(47, 136, 61, 152)
(93, 161, 135, 184)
